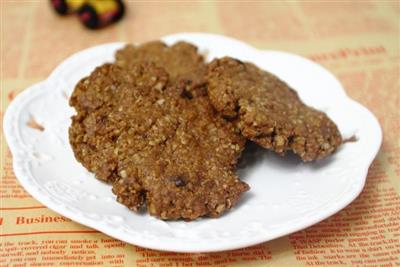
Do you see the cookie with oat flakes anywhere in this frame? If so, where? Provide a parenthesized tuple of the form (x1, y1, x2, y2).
(69, 63, 168, 183)
(206, 57, 342, 161)
(69, 63, 248, 220)
(115, 41, 207, 99)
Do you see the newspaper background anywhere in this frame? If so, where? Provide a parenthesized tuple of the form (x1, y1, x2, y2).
(1, 1, 399, 266)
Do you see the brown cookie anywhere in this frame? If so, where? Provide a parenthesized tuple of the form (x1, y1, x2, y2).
(206, 57, 342, 161)
(69, 63, 248, 220)
(69, 63, 168, 183)
(115, 41, 207, 98)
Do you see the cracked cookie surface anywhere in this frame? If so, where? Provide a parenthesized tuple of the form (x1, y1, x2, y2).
(206, 57, 342, 161)
(69, 63, 248, 220)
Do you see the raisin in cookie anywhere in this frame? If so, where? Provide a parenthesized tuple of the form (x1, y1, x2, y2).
(206, 57, 342, 161)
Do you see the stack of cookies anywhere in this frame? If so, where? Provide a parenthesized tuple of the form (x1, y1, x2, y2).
(69, 41, 342, 220)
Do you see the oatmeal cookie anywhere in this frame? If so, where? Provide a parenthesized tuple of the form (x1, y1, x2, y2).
(69, 63, 168, 182)
(115, 41, 206, 98)
(69, 63, 248, 220)
(206, 57, 342, 161)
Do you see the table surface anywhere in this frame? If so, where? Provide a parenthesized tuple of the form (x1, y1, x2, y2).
(1, 1, 399, 266)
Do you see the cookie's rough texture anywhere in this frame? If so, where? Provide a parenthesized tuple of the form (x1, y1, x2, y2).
(115, 41, 206, 98)
(207, 57, 342, 161)
(69, 63, 248, 220)
(69, 63, 168, 183)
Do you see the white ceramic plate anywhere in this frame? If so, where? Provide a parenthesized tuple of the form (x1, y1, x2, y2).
(3, 33, 382, 253)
